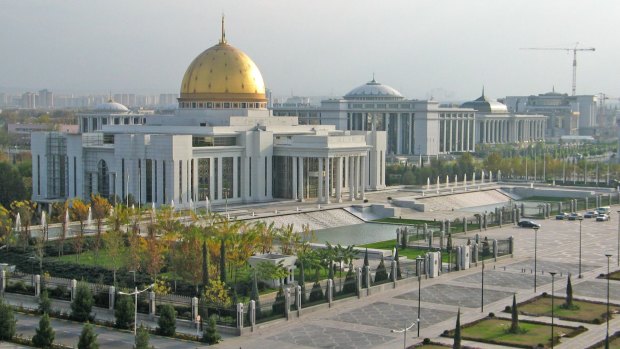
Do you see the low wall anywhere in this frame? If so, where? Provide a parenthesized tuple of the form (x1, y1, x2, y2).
(505, 186, 595, 199)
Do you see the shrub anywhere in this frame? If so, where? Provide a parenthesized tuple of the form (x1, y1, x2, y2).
(77, 323, 99, 349)
(202, 315, 221, 345)
(271, 287, 285, 316)
(157, 304, 176, 336)
(489, 312, 495, 318)
(0, 300, 16, 340)
(71, 283, 94, 322)
(134, 324, 150, 349)
(114, 295, 134, 329)
(32, 313, 55, 348)
(374, 256, 388, 284)
(423, 338, 431, 344)
(38, 289, 52, 314)
(308, 282, 323, 303)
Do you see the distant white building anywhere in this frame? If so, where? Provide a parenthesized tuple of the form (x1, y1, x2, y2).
(31, 23, 386, 209)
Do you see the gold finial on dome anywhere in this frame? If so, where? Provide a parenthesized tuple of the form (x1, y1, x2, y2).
(220, 14, 226, 44)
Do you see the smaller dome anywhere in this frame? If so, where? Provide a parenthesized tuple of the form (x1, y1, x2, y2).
(94, 100, 129, 113)
(460, 90, 508, 113)
(344, 79, 404, 100)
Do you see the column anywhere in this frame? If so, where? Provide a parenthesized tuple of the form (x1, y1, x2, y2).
(442, 119, 447, 152)
(243, 156, 250, 201)
(292, 156, 298, 201)
(335, 157, 342, 203)
(466, 118, 470, 151)
(348, 156, 355, 201)
(448, 117, 453, 151)
(266, 156, 272, 199)
(408, 115, 414, 154)
(460, 119, 465, 151)
(232, 156, 238, 199)
(298, 157, 304, 202)
(192, 159, 198, 203)
(343, 156, 348, 189)
(360, 155, 366, 199)
(355, 156, 361, 199)
(318, 157, 324, 203)
(396, 114, 402, 154)
(324, 157, 330, 204)
(217, 157, 223, 201)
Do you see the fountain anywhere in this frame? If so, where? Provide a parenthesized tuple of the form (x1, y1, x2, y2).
(472, 172, 476, 185)
(189, 199, 194, 212)
(489, 170, 493, 182)
(427, 177, 431, 190)
(15, 212, 21, 232)
(446, 175, 450, 188)
(481, 170, 485, 184)
(170, 200, 175, 209)
(87, 207, 92, 226)
(64, 210, 69, 225)
(454, 174, 458, 188)
(436, 176, 440, 192)
(464, 173, 468, 189)
(41, 211, 46, 227)
(498, 170, 502, 181)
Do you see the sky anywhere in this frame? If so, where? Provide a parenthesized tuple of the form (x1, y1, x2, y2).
(1, 0, 619, 101)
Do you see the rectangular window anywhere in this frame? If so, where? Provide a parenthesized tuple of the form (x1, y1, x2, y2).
(222, 157, 233, 199)
(248, 158, 252, 197)
(92, 118, 98, 130)
(121, 158, 125, 200)
(264, 157, 268, 197)
(198, 158, 210, 201)
(190, 159, 194, 201)
(214, 158, 219, 200)
(237, 157, 241, 198)
(146, 159, 152, 203)
(162, 160, 166, 204)
(82, 118, 88, 132)
(101, 118, 108, 125)
(74, 157, 77, 197)
(154, 160, 158, 203)
(37, 155, 40, 195)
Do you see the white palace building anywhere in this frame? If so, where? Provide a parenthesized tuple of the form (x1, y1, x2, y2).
(31, 25, 386, 209)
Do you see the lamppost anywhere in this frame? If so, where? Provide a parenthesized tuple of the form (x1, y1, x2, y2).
(605, 254, 612, 347)
(391, 320, 416, 349)
(129, 270, 136, 288)
(578, 216, 583, 278)
(481, 260, 485, 313)
(533, 226, 539, 292)
(118, 283, 154, 336)
(550, 272, 557, 349)
(416, 256, 423, 337)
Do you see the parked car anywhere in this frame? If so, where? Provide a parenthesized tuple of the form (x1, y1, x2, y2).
(596, 214, 610, 222)
(518, 220, 541, 228)
(584, 211, 598, 218)
(555, 212, 570, 220)
(568, 212, 583, 221)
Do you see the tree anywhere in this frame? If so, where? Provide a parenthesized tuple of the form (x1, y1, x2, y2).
(0, 205, 13, 250)
(32, 313, 55, 348)
(201, 238, 209, 288)
(157, 304, 176, 336)
(0, 300, 16, 340)
(509, 294, 520, 333)
(90, 195, 111, 265)
(249, 272, 262, 319)
(219, 238, 227, 283)
(114, 295, 134, 329)
(71, 283, 93, 322)
(134, 324, 150, 349)
(203, 279, 232, 313)
(202, 315, 221, 344)
(70, 199, 90, 260)
(38, 289, 52, 314)
(0, 162, 27, 208)
(564, 275, 576, 309)
(104, 228, 126, 285)
(308, 281, 323, 303)
(453, 308, 461, 349)
(256, 261, 288, 287)
(173, 227, 202, 294)
(77, 323, 99, 349)
(51, 201, 69, 256)
(10, 200, 36, 251)
(341, 263, 356, 295)
(374, 256, 388, 283)
(272, 287, 286, 315)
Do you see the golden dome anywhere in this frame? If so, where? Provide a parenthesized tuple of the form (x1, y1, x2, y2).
(180, 40, 266, 103)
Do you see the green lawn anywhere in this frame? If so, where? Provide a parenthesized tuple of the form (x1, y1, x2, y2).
(607, 270, 620, 281)
(361, 240, 495, 264)
(411, 345, 450, 349)
(458, 318, 584, 348)
(520, 196, 572, 203)
(518, 296, 619, 324)
(590, 333, 620, 349)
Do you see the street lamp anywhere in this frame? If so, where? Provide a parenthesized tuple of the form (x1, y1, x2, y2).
(578, 217, 583, 278)
(118, 283, 155, 336)
(533, 226, 539, 292)
(391, 320, 416, 349)
(129, 270, 136, 288)
(416, 256, 424, 337)
(605, 254, 612, 347)
(481, 260, 485, 313)
(550, 272, 557, 349)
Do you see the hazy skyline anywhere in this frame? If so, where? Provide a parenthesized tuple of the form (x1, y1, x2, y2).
(1, 0, 618, 101)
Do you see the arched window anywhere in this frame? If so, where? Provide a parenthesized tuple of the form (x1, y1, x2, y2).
(97, 160, 109, 198)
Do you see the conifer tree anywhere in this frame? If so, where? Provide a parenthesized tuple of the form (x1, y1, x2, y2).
(361, 248, 369, 288)
(374, 256, 388, 283)
(453, 308, 461, 349)
(134, 324, 150, 349)
(342, 263, 356, 294)
(565, 275, 574, 308)
(272, 287, 285, 315)
(202, 315, 221, 344)
(157, 304, 176, 336)
(32, 313, 55, 348)
(38, 289, 52, 315)
(510, 294, 520, 333)
(219, 239, 226, 283)
(250, 272, 262, 319)
(71, 283, 94, 322)
(0, 300, 16, 340)
(114, 295, 135, 329)
(77, 323, 99, 349)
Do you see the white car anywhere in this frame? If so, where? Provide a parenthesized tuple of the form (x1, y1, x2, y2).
(596, 214, 610, 222)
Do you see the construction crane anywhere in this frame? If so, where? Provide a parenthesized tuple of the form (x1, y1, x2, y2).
(521, 43, 595, 96)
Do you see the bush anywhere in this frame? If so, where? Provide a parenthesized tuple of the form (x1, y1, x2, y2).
(49, 285, 70, 300)
(32, 313, 55, 348)
(0, 300, 16, 340)
(114, 295, 134, 329)
(374, 257, 388, 284)
(71, 283, 94, 322)
(202, 315, 221, 345)
(488, 312, 495, 318)
(134, 325, 150, 349)
(308, 282, 324, 303)
(423, 338, 431, 344)
(39, 289, 52, 314)
(77, 323, 99, 349)
(157, 304, 176, 336)
(271, 287, 285, 316)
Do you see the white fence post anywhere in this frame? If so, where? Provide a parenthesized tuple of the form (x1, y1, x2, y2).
(108, 286, 115, 310)
(327, 279, 333, 307)
(70, 279, 77, 301)
(236, 303, 244, 329)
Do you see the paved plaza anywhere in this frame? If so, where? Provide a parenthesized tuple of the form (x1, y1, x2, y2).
(214, 209, 620, 349)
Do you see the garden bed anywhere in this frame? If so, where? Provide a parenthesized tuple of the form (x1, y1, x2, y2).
(512, 294, 619, 324)
(442, 316, 587, 348)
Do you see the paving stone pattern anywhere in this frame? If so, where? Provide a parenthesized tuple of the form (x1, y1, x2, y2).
(331, 301, 455, 329)
(504, 259, 599, 276)
(267, 324, 394, 349)
(396, 283, 514, 308)
(453, 269, 557, 289)
(562, 280, 620, 301)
